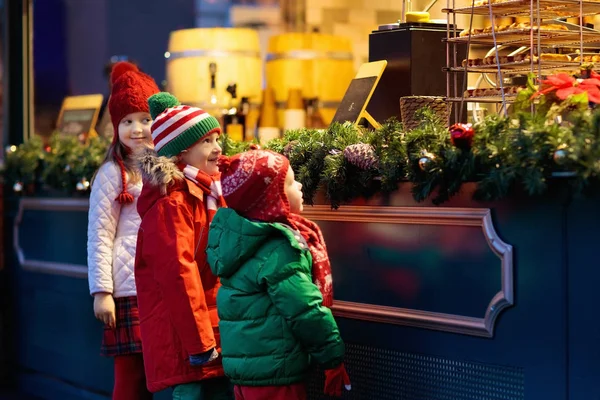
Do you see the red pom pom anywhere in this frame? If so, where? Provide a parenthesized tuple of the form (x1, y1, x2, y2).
(450, 123, 475, 149)
(217, 155, 232, 174)
(111, 61, 140, 85)
(115, 191, 134, 205)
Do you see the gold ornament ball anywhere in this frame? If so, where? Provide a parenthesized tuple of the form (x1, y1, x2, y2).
(553, 149, 567, 164)
(419, 156, 432, 171)
(76, 178, 90, 191)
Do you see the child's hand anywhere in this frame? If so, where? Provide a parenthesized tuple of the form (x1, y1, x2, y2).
(93, 293, 116, 329)
(324, 363, 351, 397)
(189, 348, 219, 366)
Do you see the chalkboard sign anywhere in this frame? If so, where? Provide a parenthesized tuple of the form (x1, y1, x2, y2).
(58, 108, 97, 137)
(330, 60, 387, 129)
(331, 77, 378, 124)
(56, 94, 103, 143)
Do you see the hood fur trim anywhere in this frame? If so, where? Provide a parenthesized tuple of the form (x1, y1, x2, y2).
(135, 146, 184, 195)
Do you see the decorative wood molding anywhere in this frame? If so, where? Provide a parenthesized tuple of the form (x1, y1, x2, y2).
(14, 198, 90, 278)
(303, 205, 514, 338)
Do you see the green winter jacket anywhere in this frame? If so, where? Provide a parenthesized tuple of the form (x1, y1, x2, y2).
(206, 208, 345, 386)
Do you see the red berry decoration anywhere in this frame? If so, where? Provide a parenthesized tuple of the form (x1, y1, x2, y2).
(450, 123, 475, 149)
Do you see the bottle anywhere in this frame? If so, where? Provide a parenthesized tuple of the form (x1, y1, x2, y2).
(239, 97, 253, 140)
(305, 97, 327, 129)
(283, 88, 306, 132)
(223, 83, 245, 142)
(209, 62, 218, 107)
(206, 62, 222, 123)
(257, 87, 280, 145)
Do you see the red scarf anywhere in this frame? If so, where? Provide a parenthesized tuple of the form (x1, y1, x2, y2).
(180, 163, 226, 223)
(288, 214, 333, 308)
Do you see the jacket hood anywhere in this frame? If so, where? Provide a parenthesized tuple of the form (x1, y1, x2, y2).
(207, 208, 299, 279)
(135, 146, 184, 218)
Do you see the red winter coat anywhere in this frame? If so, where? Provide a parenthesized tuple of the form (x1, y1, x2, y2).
(134, 149, 224, 392)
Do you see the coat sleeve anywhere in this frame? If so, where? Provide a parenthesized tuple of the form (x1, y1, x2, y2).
(258, 242, 345, 369)
(87, 163, 121, 296)
(142, 197, 216, 356)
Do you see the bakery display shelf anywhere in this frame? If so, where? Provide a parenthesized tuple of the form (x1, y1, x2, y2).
(446, 29, 600, 46)
(445, 0, 598, 117)
(442, 0, 600, 18)
(450, 60, 580, 73)
(446, 95, 518, 103)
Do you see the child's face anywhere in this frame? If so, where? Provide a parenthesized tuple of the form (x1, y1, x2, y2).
(180, 132, 222, 175)
(118, 112, 153, 150)
(284, 166, 303, 214)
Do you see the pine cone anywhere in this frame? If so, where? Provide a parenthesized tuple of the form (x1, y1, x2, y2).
(283, 140, 299, 158)
(343, 143, 379, 169)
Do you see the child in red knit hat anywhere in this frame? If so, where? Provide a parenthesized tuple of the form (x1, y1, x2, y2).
(207, 149, 351, 400)
(87, 61, 159, 400)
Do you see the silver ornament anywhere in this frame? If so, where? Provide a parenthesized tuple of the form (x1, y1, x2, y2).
(553, 149, 568, 164)
(64, 165, 71, 172)
(418, 150, 435, 171)
(419, 157, 432, 171)
(76, 182, 85, 191)
(13, 182, 23, 192)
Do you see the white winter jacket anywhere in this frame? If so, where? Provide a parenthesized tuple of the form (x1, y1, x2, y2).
(87, 162, 142, 298)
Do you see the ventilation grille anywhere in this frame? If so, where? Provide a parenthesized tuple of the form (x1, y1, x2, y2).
(307, 343, 524, 400)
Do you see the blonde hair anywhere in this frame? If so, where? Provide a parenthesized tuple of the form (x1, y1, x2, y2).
(102, 136, 140, 183)
(91, 132, 141, 189)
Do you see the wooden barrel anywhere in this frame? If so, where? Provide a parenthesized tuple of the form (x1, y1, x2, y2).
(166, 28, 263, 109)
(265, 33, 355, 127)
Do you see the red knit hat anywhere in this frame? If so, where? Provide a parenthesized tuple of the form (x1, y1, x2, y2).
(107, 61, 160, 204)
(220, 149, 290, 222)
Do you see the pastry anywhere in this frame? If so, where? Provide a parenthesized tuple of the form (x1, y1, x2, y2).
(463, 87, 523, 98)
(539, 24, 569, 31)
(540, 53, 571, 61)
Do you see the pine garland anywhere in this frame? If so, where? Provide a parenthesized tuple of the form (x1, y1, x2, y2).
(219, 133, 257, 157)
(42, 135, 105, 192)
(6, 103, 600, 205)
(4, 134, 110, 194)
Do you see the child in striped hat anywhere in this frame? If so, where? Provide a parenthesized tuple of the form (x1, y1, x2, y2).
(134, 92, 233, 399)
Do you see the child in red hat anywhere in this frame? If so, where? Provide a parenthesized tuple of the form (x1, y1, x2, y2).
(207, 149, 351, 400)
(87, 61, 160, 399)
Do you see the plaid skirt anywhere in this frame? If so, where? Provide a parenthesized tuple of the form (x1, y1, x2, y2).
(100, 296, 143, 357)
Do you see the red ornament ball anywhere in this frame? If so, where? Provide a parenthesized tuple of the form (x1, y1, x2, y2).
(450, 123, 475, 149)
